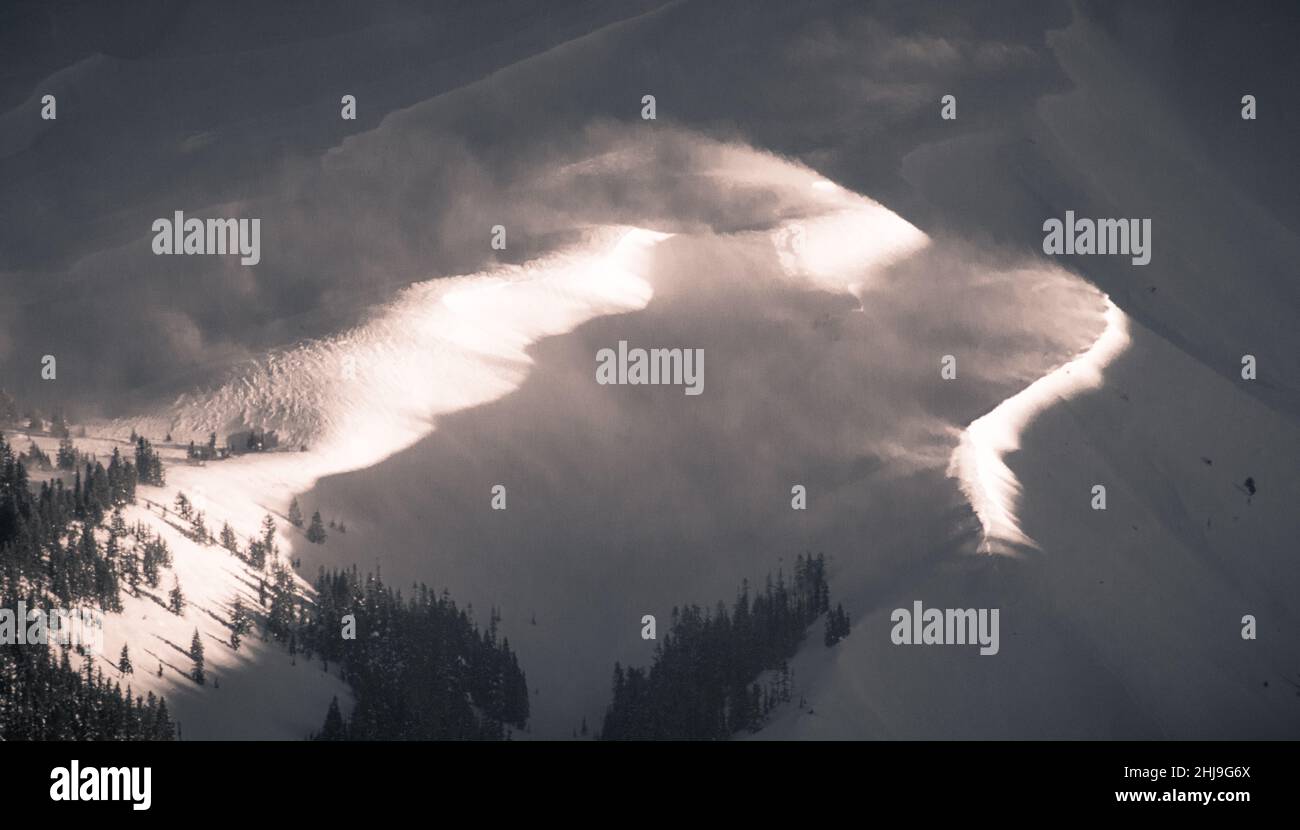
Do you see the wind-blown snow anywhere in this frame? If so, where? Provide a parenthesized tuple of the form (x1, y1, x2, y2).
(949, 297, 1130, 554)
(113, 226, 667, 485)
(774, 180, 930, 302)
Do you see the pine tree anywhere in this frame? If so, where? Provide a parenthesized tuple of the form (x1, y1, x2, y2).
(190, 629, 205, 685)
(123, 544, 140, 593)
(119, 644, 133, 675)
(168, 576, 186, 615)
(189, 510, 207, 543)
(109, 505, 127, 538)
(319, 696, 346, 740)
(306, 511, 327, 544)
(247, 537, 267, 569)
(22, 439, 51, 470)
(288, 497, 304, 527)
(56, 436, 77, 469)
(135, 437, 165, 486)
(230, 595, 250, 651)
(823, 603, 850, 647)
(261, 513, 276, 549)
(219, 522, 238, 553)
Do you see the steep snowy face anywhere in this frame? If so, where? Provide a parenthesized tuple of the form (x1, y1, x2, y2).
(116, 226, 664, 473)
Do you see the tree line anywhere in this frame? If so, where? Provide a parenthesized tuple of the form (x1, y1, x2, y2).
(0, 430, 175, 739)
(601, 553, 849, 740)
(307, 567, 530, 740)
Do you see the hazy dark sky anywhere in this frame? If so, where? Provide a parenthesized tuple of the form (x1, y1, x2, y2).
(1, 0, 1296, 418)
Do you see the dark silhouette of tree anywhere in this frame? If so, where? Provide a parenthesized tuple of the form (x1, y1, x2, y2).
(602, 554, 838, 739)
(317, 696, 347, 740)
(824, 602, 851, 647)
(168, 576, 185, 615)
(56, 436, 77, 469)
(219, 522, 238, 553)
(135, 437, 165, 486)
(306, 511, 327, 544)
(307, 568, 528, 740)
(190, 629, 205, 685)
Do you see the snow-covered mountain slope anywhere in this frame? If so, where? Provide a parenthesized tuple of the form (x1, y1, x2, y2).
(13, 432, 351, 740)
(758, 10, 1300, 739)
(761, 300, 1300, 739)
(110, 226, 665, 474)
(286, 182, 1109, 735)
(16, 0, 1295, 741)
